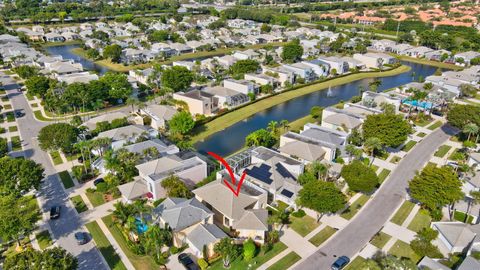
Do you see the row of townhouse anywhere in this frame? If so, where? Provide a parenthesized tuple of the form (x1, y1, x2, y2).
(425, 65, 480, 97)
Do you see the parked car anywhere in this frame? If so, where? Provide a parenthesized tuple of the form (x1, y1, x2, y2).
(93, 178, 105, 186)
(178, 253, 198, 270)
(15, 111, 24, 118)
(74, 232, 89, 245)
(50, 206, 61, 220)
(331, 256, 350, 270)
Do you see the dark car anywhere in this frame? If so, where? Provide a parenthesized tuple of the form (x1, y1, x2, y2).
(178, 253, 198, 270)
(331, 256, 350, 270)
(74, 232, 89, 245)
(15, 111, 24, 118)
(50, 206, 61, 220)
(93, 178, 105, 186)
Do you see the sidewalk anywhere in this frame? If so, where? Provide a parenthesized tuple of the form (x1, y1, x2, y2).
(256, 248, 292, 270)
(279, 228, 316, 258)
(97, 218, 135, 270)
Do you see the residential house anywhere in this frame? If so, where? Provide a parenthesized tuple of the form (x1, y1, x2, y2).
(215, 55, 238, 68)
(56, 72, 99, 85)
(390, 43, 415, 55)
(43, 33, 65, 43)
(244, 73, 279, 88)
(353, 53, 397, 69)
(223, 79, 259, 95)
(169, 43, 193, 54)
(128, 68, 155, 86)
(232, 49, 260, 61)
(263, 67, 295, 87)
(321, 107, 366, 133)
(468, 152, 480, 169)
(425, 50, 451, 62)
(121, 49, 153, 64)
(136, 154, 207, 200)
(96, 124, 159, 151)
(361, 91, 402, 112)
(186, 223, 228, 258)
(455, 51, 480, 66)
(431, 222, 480, 255)
(193, 179, 269, 243)
(203, 86, 250, 109)
(44, 61, 83, 75)
(80, 112, 129, 131)
(172, 61, 196, 71)
(62, 32, 80, 41)
(295, 123, 348, 161)
(417, 257, 450, 270)
(369, 39, 396, 52)
(140, 104, 178, 130)
(282, 63, 317, 82)
(173, 90, 218, 116)
(425, 75, 463, 96)
(404, 46, 435, 58)
(317, 56, 349, 75)
(456, 256, 480, 270)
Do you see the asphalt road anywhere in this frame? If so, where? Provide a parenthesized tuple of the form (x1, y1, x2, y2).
(294, 124, 458, 270)
(0, 72, 108, 270)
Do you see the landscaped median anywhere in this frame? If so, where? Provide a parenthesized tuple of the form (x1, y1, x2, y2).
(191, 65, 411, 143)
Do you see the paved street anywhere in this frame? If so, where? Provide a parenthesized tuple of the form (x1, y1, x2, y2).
(294, 124, 458, 270)
(0, 72, 108, 270)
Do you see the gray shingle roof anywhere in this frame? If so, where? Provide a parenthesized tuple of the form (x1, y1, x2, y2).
(153, 197, 213, 232)
(186, 224, 227, 250)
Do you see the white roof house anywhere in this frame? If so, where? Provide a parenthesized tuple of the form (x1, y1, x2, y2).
(140, 104, 178, 129)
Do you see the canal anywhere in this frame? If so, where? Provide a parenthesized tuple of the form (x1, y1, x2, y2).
(195, 62, 438, 156)
(45, 44, 110, 75)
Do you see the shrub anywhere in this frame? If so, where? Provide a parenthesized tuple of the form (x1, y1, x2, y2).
(410, 239, 443, 258)
(198, 259, 209, 270)
(291, 209, 306, 218)
(170, 246, 179, 254)
(86, 187, 95, 193)
(96, 182, 108, 193)
(341, 160, 379, 193)
(243, 239, 256, 262)
(430, 208, 443, 221)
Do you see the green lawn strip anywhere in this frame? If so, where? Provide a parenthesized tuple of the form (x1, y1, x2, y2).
(191, 65, 411, 143)
(378, 169, 391, 183)
(341, 194, 370, 220)
(407, 209, 431, 233)
(11, 136, 21, 151)
(390, 201, 416, 225)
(308, 226, 337, 247)
(453, 211, 474, 224)
(35, 230, 53, 250)
(1, 96, 9, 102)
(8, 125, 17, 132)
(417, 132, 426, 138)
(6, 112, 15, 122)
(58, 170, 75, 189)
(71, 195, 88, 213)
(390, 156, 401, 164)
(86, 191, 107, 207)
(370, 232, 392, 249)
(427, 121, 443, 130)
(401, 140, 417, 152)
(388, 240, 421, 263)
(394, 55, 462, 70)
(289, 215, 320, 237)
(102, 215, 158, 270)
(448, 148, 466, 161)
(288, 114, 316, 132)
(49, 151, 63, 165)
(434, 145, 452, 158)
(33, 110, 53, 121)
(370, 164, 379, 172)
(266, 251, 301, 270)
(85, 221, 128, 270)
(413, 118, 432, 127)
(345, 256, 367, 270)
(3, 104, 12, 110)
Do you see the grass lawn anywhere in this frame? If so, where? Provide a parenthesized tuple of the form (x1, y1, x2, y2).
(391, 201, 416, 226)
(390, 156, 401, 164)
(33, 110, 54, 121)
(414, 118, 432, 127)
(417, 132, 426, 138)
(395, 55, 462, 70)
(71, 195, 88, 213)
(345, 256, 367, 270)
(308, 226, 337, 247)
(266, 251, 301, 270)
(103, 215, 158, 270)
(8, 125, 17, 132)
(370, 164, 379, 172)
(453, 211, 474, 224)
(11, 136, 21, 151)
(86, 191, 111, 207)
(370, 232, 392, 249)
(50, 151, 63, 165)
(31, 103, 38, 108)
(407, 209, 431, 233)
(3, 104, 12, 110)
(341, 194, 369, 220)
(389, 240, 421, 263)
(190, 65, 411, 143)
(6, 112, 15, 122)
(434, 145, 452, 158)
(289, 215, 320, 237)
(35, 230, 52, 250)
(427, 121, 443, 130)
(378, 169, 391, 183)
(58, 170, 75, 189)
(288, 114, 317, 133)
(85, 221, 127, 270)
(401, 140, 417, 152)
(448, 149, 466, 161)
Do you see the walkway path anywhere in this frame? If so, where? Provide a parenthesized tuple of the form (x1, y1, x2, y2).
(293, 124, 458, 270)
(97, 218, 136, 270)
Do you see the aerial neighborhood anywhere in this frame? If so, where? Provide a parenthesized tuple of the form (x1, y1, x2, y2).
(0, 0, 480, 270)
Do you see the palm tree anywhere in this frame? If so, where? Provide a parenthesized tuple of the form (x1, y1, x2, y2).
(133, 199, 151, 222)
(280, 120, 290, 132)
(126, 97, 139, 113)
(267, 121, 278, 135)
(463, 123, 479, 142)
(112, 202, 133, 227)
(74, 141, 90, 172)
(144, 225, 172, 263)
(364, 137, 383, 164)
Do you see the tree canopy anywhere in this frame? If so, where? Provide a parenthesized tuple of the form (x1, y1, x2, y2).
(447, 104, 480, 130)
(4, 247, 77, 270)
(103, 44, 122, 63)
(409, 165, 463, 210)
(362, 113, 412, 147)
(38, 123, 78, 153)
(298, 180, 346, 214)
(161, 66, 194, 92)
(25, 75, 53, 98)
(245, 129, 277, 148)
(0, 157, 44, 196)
(169, 111, 195, 135)
(281, 40, 303, 63)
(214, 238, 240, 268)
(100, 72, 133, 100)
(341, 160, 379, 193)
(161, 175, 192, 198)
(230, 59, 260, 76)
(0, 195, 40, 246)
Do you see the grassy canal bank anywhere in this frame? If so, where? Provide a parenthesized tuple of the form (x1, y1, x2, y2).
(191, 65, 411, 143)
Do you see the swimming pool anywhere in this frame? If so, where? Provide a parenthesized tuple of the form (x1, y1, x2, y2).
(135, 218, 148, 234)
(402, 99, 434, 110)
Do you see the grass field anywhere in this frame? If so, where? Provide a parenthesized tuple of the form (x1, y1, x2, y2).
(401, 140, 417, 152)
(191, 65, 411, 143)
(289, 215, 320, 237)
(389, 240, 421, 263)
(378, 169, 391, 183)
(391, 201, 416, 226)
(434, 145, 452, 158)
(35, 231, 53, 250)
(85, 221, 128, 270)
(407, 209, 431, 233)
(58, 170, 74, 189)
(71, 195, 88, 213)
(370, 232, 392, 249)
(308, 226, 337, 247)
(86, 191, 107, 207)
(345, 256, 367, 270)
(266, 252, 301, 270)
(341, 194, 370, 220)
(427, 121, 443, 130)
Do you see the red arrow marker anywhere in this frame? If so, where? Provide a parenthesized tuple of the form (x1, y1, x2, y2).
(207, 151, 246, 197)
